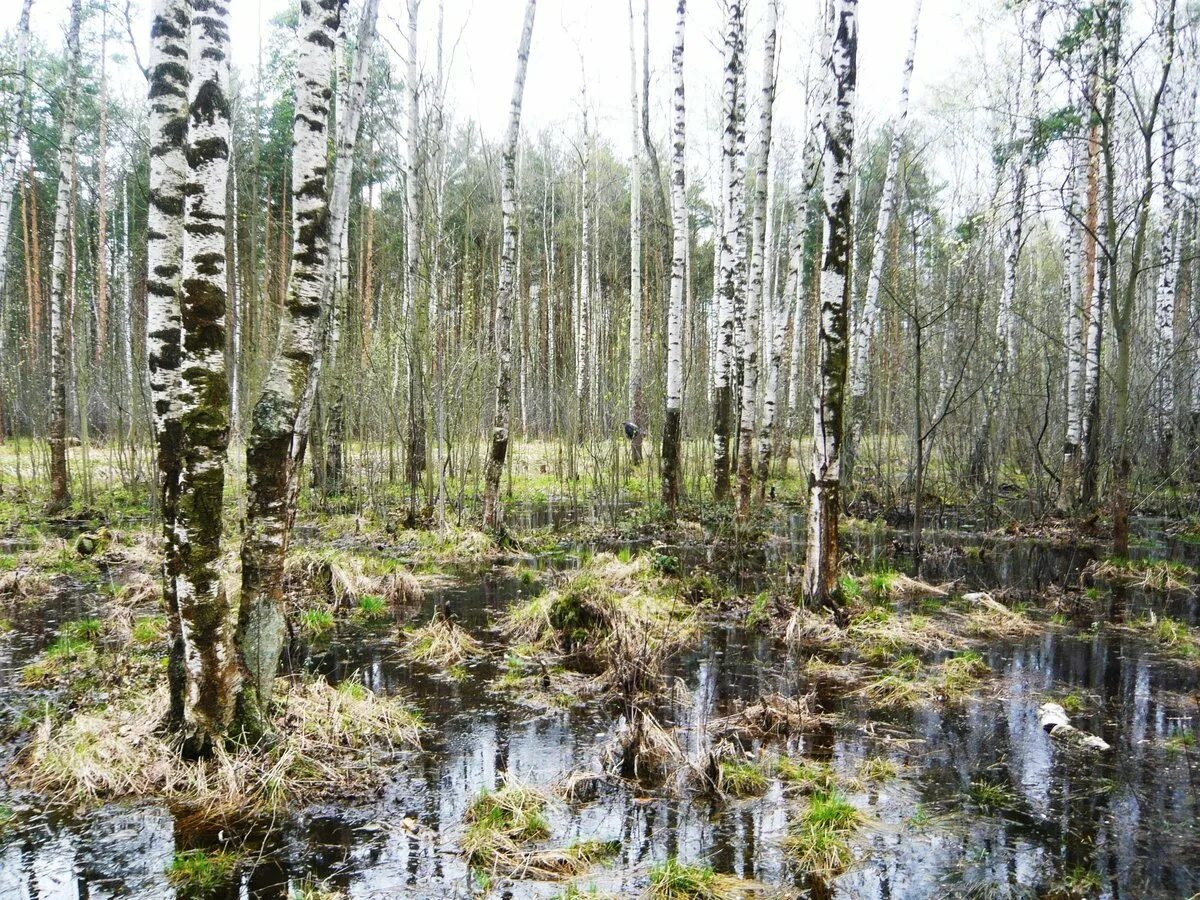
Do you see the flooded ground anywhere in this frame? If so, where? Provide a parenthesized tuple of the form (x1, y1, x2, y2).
(0, 509, 1197, 898)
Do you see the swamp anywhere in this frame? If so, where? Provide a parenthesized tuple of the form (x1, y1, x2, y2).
(0, 0, 1199, 896)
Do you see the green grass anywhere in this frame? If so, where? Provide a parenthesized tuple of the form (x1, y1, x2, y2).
(354, 594, 389, 622)
(300, 608, 336, 637)
(719, 760, 769, 798)
(132, 615, 166, 645)
(461, 781, 550, 869)
(970, 780, 1018, 811)
(782, 790, 862, 877)
(745, 591, 770, 629)
(63, 618, 103, 643)
(646, 858, 741, 899)
(775, 757, 840, 794)
(166, 849, 239, 898)
(1165, 731, 1196, 754)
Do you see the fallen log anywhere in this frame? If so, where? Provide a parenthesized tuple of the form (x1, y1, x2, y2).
(1037, 702, 1110, 752)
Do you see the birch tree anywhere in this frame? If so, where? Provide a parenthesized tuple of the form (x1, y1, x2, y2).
(0, 0, 34, 307)
(482, 0, 537, 532)
(802, 0, 857, 610)
(174, 0, 235, 754)
(627, 0, 644, 466)
(239, 0, 378, 729)
(146, 0, 191, 724)
(661, 0, 686, 511)
(712, 0, 744, 501)
(846, 0, 921, 479)
(238, 0, 344, 733)
(1152, 58, 1180, 469)
(47, 0, 83, 511)
(736, 0, 777, 518)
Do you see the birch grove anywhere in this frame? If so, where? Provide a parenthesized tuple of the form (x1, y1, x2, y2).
(0, 0, 1197, 772)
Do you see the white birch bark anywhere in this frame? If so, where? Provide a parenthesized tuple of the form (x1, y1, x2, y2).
(482, 0, 537, 530)
(0, 0, 34, 305)
(1153, 63, 1180, 460)
(736, 0, 777, 516)
(174, 0, 236, 751)
(713, 0, 744, 500)
(848, 0, 921, 422)
(238, 0, 344, 730)
(661, 0, 687, 510)
(627, 0, 644, 463)
(578, 88, 592, 438)
(48, 0, 83, 509)
(802, 0, 856, 608)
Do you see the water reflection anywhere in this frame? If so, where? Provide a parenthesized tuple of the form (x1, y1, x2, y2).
(0, 517, 1197, 898)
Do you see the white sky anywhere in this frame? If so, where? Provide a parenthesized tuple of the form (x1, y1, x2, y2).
(11, 0, 1016, 203)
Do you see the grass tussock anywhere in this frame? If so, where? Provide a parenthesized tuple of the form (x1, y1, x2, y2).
(1086, 556, 1195, 593)
(707, 693, 824, 744)
(645, 857, 761, 899)
(286, 550, 424, 611)
(400, 613, 483, 668)
(17, 676, 422, 819)
(1127, 612, 1200, 661)
(167, 848, 239, 898)
(462, 778, 618, 880)
(857, 651, 989, 707)
(782, 790, 863, 878)
(718, 759, 769, 798)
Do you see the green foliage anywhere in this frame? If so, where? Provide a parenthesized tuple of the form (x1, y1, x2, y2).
(646, 858, 734, 899)
(132, 616, 167, 645)
(745, 592, 770, 629)
(63, 618, 103, 642)
(167, 849, 239, 898)
(300, 609, 336, 637)
(782, 790, 862, 877)
(719, 760, 768, 798)
(354, 594, 389, 622)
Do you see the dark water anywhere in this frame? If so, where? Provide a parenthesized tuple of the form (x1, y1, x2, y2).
(0, 514, 1198, 898)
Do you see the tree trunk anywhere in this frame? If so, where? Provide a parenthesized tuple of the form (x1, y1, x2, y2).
(661, 0, 686, 512)
(846, 0, 920, 486)
(237, 0, 344, 736)
(175, 0, 236, 755)
(627, 0, 644, 466)
(736, 0, 777, 519)
(47, 0, 83, 512)
(482, 0, 537, 532)
(803, 0, 856, 609)
(146, 0, 192, 727)
(712, 0, 743, 501)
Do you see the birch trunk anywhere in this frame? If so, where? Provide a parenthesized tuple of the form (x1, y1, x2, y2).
(661, 0, 686, 511)
(1058, 102, 1088, 512)
(736, 0, 777, 518)
(48, 0, 83, 511)
(712, 0, 743, 501)
(803, 0, 856, 609)
(846, 0, 921, 480)
(627, 0, 644, 466)
(1152, 64, 1179, 470)
(237, 0, 343, 733)
(146, 0, 191, 724)
(0, 0, 33, 305)
(482, 0, 537, 532)
(969, 1, 1045, 484)
(404, 0, 427, 492)
(175, 0, 235, 754)
(578, 92, 592, 442)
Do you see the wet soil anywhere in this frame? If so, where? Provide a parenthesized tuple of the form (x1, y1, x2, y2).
(0, 508, 1197, 898)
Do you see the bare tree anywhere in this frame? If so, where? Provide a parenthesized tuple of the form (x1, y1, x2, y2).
(802, 0, 857, 610)
(482, 0, 537, 532)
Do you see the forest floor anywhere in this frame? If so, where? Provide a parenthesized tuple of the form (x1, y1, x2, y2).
(0, 451, 1197, 898)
